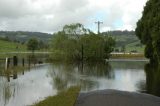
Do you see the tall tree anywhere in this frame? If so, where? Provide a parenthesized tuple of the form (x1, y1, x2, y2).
(63, 23, 90, 61)
(136, 0, 160, 63)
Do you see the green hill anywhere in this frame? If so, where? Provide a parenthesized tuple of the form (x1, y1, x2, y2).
(0, 31, 52, 43)
(102, 31, 145, 53)
(112, 35, 145, 53)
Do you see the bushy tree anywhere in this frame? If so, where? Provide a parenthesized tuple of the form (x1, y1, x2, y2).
(81, 34, 115, 60)
(51, 23, 115, 61)
(80, 34, 104, 60)
(103, 36, 116, 59)
(27, 38, 38, 52)
(136, 0, 160, 63)
(51, 31, 79, 61)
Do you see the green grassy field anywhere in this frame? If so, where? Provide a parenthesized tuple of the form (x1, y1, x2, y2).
(0, 40, 27, 52)
(33, 86, 80, 106)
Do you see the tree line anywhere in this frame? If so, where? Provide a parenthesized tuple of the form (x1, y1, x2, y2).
(0, 31, 51, 43)
(27, 38, 49, 52)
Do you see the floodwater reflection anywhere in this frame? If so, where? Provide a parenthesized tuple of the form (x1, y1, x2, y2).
(1, 60, 160, 106)
(145, 63, 160, 96)
(48, 61, 147, 92)
(48, 62, 113, 91)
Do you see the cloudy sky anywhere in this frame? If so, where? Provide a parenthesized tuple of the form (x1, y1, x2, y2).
(0, 0, 147, 33)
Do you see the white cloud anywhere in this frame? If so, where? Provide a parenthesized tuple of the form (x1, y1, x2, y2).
(101, 26, 111, 32)
(0, 0, 148, 33)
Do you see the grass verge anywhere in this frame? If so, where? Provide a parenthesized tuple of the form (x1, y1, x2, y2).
(33, 86, 80, 106)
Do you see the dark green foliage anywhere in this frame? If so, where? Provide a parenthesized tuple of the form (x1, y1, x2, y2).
(80, 34, 104, 60)
(27, 38, 39, 52)
(51, 23, 115, 61)
(136, 0, 160, 63)
(38, 40, 49, 50)
(51, 31, 78, 61)
(114, 48, 119, 52)
(145, 63, 160, 96)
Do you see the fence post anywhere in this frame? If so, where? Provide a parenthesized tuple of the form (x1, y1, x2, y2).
(13, 72, 17, 79)
(13, 56, 18, 66)
(28, 56, 30, 68)
(22, 58, 25, 67)
(5, 57, 10, 70)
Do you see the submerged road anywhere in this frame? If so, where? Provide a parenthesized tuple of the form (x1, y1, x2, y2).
(75, 89, 160, 106)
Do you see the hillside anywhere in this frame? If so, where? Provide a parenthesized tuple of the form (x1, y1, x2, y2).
(0, 31, 52, 43)
(102, 30, 145, 53)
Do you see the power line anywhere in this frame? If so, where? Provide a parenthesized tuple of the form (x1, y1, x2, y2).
(95, 21, 103, 34)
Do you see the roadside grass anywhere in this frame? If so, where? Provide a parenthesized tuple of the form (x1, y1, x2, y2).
(33, 86, 80, 106)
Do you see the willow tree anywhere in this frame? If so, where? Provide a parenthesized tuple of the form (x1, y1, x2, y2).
(51, 23, 88, 61)
(136, 0, 160, 63)
(51, 23, 115, 61)
(63, 23, 89, 61)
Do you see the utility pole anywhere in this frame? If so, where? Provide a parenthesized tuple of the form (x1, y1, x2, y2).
(95, 21, 103, 34)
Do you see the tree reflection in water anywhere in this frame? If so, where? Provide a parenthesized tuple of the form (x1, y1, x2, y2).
(145, 63, 160, 96)
(48, 61, 114, 92)
(0, 78, 12, 106)
(3, 84, 12, 106)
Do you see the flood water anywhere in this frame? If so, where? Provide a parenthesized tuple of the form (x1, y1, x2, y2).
(0, 59, 160, 106)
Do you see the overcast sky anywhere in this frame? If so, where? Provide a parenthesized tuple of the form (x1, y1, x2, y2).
(0, 0, 147, 33)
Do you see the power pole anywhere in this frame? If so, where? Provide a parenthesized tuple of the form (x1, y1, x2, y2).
(95, 21, 103, 34)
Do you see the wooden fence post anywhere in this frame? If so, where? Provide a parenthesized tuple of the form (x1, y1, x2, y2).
(28, 56, 30, 68)
(13, 72, 17, 79)
(13, 56, 18, 66)
(22, 58, 25, 67)
(5, 57, 10, 70)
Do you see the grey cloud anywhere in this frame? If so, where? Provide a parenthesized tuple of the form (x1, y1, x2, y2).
(0, 0, 32, 18)
(0, 0, 147, 32)
(58, 0, 89, 12)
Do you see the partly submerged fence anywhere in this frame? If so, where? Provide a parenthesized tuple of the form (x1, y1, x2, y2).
(0, 55, 45, 82)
